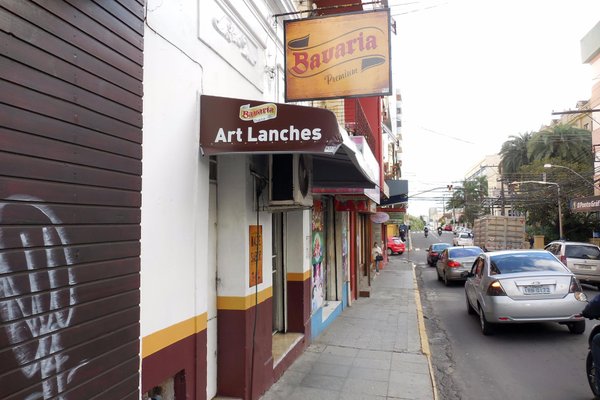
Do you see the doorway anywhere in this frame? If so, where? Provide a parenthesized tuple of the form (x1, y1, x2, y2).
(272, 212, 286, 332)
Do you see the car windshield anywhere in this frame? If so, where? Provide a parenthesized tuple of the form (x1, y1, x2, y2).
(432, 243, 450, 251)
(448, 247, 481, 258)
(489, 252, 567, 274)
(565, 245, 600, 260)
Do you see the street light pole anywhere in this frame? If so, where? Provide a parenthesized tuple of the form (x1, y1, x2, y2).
(544, 163, 599, 190)
(511, 180, 563, 239)
(557, 183, 563, 240)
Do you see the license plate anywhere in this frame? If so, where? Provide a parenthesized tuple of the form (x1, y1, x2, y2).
(575, 264, 593, 270)
(523, 286, 551, 295)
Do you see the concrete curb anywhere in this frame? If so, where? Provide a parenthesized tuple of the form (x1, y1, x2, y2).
(412, 262, 439, 400)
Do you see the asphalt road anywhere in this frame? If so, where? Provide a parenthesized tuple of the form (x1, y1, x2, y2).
(402, 231, 598, 400)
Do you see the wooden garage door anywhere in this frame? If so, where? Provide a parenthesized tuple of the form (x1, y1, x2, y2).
(0, 1, 144, 399)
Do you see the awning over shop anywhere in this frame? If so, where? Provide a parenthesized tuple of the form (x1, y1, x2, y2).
(312, 134, 379, 189)
(199, 95, 378, 188)
(379, 179, 408, 206)
(380, 207, 406, 224)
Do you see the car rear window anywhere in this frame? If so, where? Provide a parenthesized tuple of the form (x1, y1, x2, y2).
(432, 243, 450, 251)
(565, 245, 600, 260)
(448, 247, 482, 258)
(489, 252, 567, 274)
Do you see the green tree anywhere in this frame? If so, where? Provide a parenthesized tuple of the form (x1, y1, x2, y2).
(527, 124, 592, 164)
(510, 159, 595, 241)
(407, 214, 425, 231)
(499, 132, 532, 175)
(447, 176, 488, 226)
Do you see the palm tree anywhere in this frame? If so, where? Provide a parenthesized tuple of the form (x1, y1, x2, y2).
(527, 124, 592, 164)
(499, 132, 532, 176)
(447, 176, 488, 225)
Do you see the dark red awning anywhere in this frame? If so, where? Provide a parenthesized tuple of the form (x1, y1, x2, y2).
(199, 95, 379, 189)
(200, 95, 344, 155)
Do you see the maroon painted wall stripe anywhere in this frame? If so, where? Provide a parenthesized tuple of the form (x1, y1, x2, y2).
(142, 330, 207, 400)
(218, 299, 274, 400)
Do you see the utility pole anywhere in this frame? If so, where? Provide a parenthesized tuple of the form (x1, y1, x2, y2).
(448, 184, 456, 225)
(500, 178, 505, 216)
(499, 164, 506, 216)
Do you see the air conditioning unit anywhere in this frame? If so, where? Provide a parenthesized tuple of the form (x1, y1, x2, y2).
(268, 154, 313, 208)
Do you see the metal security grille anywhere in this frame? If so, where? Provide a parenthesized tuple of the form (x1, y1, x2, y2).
(0, 1, 144, 399)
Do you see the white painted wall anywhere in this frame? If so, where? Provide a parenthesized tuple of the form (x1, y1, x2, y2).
(141, 0, 288, 319)
(142, 27, 207, 335)
(142, 1, 296, 397)
(285, 210, 312, 275)
(216, 155, 273, 295)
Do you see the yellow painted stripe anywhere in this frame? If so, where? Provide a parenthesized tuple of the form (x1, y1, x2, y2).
(287, 270, 310, 281)
(217, 287, 272, 310)
(412, 265, 439, 400)
(142, 312, 207, 358)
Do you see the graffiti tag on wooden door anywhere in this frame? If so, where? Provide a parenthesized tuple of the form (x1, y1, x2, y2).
(1, 195, 86, 399)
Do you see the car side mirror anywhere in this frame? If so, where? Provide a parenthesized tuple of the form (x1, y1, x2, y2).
(461, 271, 474, 278)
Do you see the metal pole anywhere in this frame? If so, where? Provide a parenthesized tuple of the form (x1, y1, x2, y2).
(557, 184, 563, 240)
(545, 164, 599, 190)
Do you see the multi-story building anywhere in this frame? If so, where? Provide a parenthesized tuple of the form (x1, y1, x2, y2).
(465, 154, 505, 216)
(581, 21, 600, 195)
(549, 100, 594, 131)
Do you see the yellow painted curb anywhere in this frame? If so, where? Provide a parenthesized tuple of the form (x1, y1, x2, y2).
(412, 264, 439, 400)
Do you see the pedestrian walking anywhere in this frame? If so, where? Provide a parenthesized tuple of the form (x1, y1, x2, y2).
(372, 242, 383, 274)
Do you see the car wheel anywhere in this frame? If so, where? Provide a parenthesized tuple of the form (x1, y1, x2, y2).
(567, 320, 586, 334)
(587, 351, 599, 397)
(466, 294, 475, 315)
(398, 251, 404, 255)
(387, 248, 393, 256)
(478, 305, 494, 335)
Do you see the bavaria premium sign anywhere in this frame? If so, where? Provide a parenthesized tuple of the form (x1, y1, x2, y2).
(284, 10, 391, 101)
(199, 95, 345, 155)
(571, 196, 600, 212)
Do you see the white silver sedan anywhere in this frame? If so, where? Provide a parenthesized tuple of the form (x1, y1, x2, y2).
(464, 250, 587, 335)
(453, 232, 474, 246)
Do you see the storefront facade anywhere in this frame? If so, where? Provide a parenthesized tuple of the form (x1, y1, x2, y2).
(143, 0, 386, 397)
(1, 1, 388, 400)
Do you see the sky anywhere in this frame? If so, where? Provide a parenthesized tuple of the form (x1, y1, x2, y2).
(390, 0, 600, 217)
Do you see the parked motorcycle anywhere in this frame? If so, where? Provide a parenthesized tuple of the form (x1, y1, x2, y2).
(582, 293, 600, 399)
(587, 319, 600, 398)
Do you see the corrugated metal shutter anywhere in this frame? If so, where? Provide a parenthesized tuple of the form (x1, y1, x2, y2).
(0, 1, 144, 399)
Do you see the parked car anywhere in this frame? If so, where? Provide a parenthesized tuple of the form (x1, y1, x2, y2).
(545, 241, 600, 288)
(453, 226, 465, 235)
(464, 250, 587, 335)
(427, 243, 451, 266)
(436, 246, 483, 285)
(443, 225, 453, 231)
(453, 232, 474, 246)
(387, 237, 406, 255)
